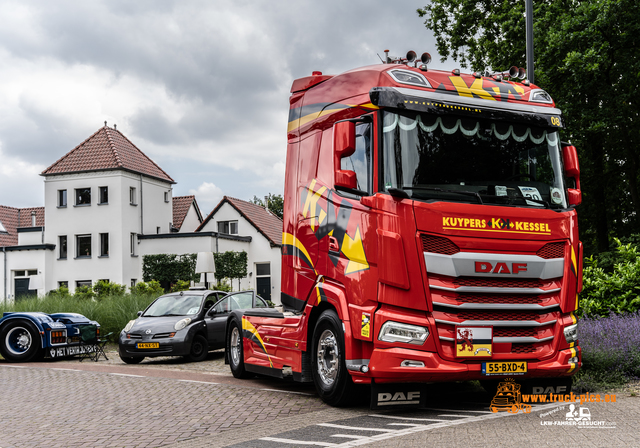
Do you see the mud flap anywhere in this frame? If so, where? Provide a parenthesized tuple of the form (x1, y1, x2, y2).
(370, 381, 427, 410)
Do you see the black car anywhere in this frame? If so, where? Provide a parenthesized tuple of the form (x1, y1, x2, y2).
(118, 290, 268, 364)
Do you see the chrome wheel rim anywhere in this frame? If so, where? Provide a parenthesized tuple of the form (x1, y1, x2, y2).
(316, 329, 338, 386)
(6, 327, 32, 355)
(230, 326, 241, 366)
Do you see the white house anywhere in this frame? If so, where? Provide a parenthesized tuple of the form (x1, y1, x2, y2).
(0, 124, 283, 304)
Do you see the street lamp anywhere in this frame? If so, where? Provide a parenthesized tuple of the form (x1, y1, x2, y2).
(526, 0, 535, 84)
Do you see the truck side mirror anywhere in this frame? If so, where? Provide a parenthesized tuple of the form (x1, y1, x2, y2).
(562, 144, 581, 206)
(333, 121, 358, 190)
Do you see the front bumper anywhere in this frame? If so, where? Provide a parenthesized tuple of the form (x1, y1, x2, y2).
(359, 345, 580, 384)
(118, 332, 192, 358)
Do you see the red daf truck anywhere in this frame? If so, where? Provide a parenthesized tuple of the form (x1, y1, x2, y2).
(225, 51, 582, 407)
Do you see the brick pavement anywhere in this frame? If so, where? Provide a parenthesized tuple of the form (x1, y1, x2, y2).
(0, 365, 326, 448)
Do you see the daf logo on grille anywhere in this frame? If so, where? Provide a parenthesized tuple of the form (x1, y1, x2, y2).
(475, 261, 528, 274)
(145, 329, 152, 334)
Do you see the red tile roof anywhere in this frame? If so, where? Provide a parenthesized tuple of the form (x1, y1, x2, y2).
(41, 125, 174, 183)
(172, 195, 202, 231)
(197, 196, 282, 247)
(0, 206, 45, 247)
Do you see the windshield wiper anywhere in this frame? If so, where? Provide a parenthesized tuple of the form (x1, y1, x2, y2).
(403, 186, 483, 204)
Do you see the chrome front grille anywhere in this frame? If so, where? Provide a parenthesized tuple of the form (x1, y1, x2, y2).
(422, 233, 565, 361)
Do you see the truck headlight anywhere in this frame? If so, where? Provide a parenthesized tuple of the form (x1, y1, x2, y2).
(174, 318, 192, 331)
(123, 320, 136, 333)
(379, 321, 429, 345)
(564, 323, 578, 344)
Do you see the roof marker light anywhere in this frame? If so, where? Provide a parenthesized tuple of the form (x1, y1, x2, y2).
(312, 71, 323, 76)
(452, 69, 460, 76)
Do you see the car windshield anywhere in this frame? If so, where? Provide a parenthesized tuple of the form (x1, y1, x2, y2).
(143, 295, 203, 317)
(382, 110, 568, 208)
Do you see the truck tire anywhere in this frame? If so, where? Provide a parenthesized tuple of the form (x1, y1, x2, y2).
(227, 318, 252, 378)
(311, 309, 354, 407)
(121, 356, 144, 364)
(0, 320, 43, 362)
(186, 334, 209, 362)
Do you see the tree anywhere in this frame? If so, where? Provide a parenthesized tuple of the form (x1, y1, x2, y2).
(142, 254, 199, 289)
(251, 193, 284, 220)
(213, 250, 248, 290)
(418, 0, 640, 254)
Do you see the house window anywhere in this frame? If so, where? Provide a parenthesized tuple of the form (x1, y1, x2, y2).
(27, 269, 37, 276)
(99, 186, 108, 204)
(99, 233, 109, 257)
(130, 233, 137, 256)
(58, 281, 68, 289)
(217, 220, 238, 235)
(164, 191, 169, 203)
(131, 279, 137, 287)
(130, 187, 137, 205)
(58, 190, 67, 207)
(75, 188, 91, 205)
(76, 280, 92, 288)
(76, 234, 91, 258)
(59, 235, 67, 259)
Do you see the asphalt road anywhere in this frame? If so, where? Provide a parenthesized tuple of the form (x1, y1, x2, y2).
(0, 349, 638, 448)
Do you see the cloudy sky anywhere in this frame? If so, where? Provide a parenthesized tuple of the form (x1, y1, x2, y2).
(0, 0, 450, 215)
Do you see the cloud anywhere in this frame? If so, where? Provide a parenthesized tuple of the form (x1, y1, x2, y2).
(188, 182, 223, 215)
(0, 0, 446, 210)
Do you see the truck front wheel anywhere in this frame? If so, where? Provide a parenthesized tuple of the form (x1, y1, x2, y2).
(0, 320, 43, 362)
(311, 309, 354, 407)
(227, 318, 252, 379)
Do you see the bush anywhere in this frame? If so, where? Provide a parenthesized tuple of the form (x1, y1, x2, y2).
(129, 280, 164, 296)
(170, 280, 191, 292)
(212, 281, 232, 292)
(579, 237, 640, 317)
(74, 285, 95, 301)
(573, 312, 640, 391)
(93, 280, 126, 299)
(142, 254, 198, 284)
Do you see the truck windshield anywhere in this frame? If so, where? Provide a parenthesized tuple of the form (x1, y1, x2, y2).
(382, 110, 567, 208)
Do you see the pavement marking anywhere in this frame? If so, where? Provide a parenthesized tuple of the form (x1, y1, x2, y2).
(177, 379, 219, 385)
(329, 403, 561, 447)
(1, 365, 25, 368)
(260, 388, 315, 396)
(109, 373, 144, 378)
(437, 414, 477, 418)
(261, 437, 337, 446)
(369, 415, 448, 422)
(330, 435, 365, 439)
(422, 407, 493, 414)
(51, 368, 81, 372)
(316, 423, 396, 433)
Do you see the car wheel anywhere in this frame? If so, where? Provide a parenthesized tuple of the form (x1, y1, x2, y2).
(121, 356, 144, 364)
(227, 318, 252, 378)
(0, 320, 43, 362)
(186, 334, 209, 362)
(311, 309, 354, 407)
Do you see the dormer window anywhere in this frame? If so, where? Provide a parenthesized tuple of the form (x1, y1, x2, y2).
(75, 188, 91, 206)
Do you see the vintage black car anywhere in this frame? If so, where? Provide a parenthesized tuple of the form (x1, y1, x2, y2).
(118, 290, 268, 364)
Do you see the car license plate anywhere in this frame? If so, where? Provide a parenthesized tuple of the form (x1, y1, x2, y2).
(137, 342, 159, 349)
(482, 361, 527, 376)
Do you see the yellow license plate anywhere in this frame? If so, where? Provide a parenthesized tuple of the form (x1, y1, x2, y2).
(137, 342, 159, 349)
(482, 361, 527, 376)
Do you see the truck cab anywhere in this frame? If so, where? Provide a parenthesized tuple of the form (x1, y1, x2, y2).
(227, 52, 582, 407)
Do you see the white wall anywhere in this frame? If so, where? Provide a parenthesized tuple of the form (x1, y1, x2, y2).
(0, 247, 53, 303)
(178, 204, 202, 233)
(42, 171, 172, 293)
(199, 202, 282, 303)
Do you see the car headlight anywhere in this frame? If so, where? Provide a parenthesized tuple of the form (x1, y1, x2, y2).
(564, 323, 578, 344)
(174, 318, 192, 331)
(378, 321, 429, 345)
(123, 320, 136, 333)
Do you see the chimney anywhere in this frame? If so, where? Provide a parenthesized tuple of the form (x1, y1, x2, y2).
(264, 195, 269, 212)
(31, 211, 36, 227)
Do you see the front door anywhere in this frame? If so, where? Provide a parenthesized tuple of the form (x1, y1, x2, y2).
(256, 277, 271, 301)
(14, 278, 36, 301)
